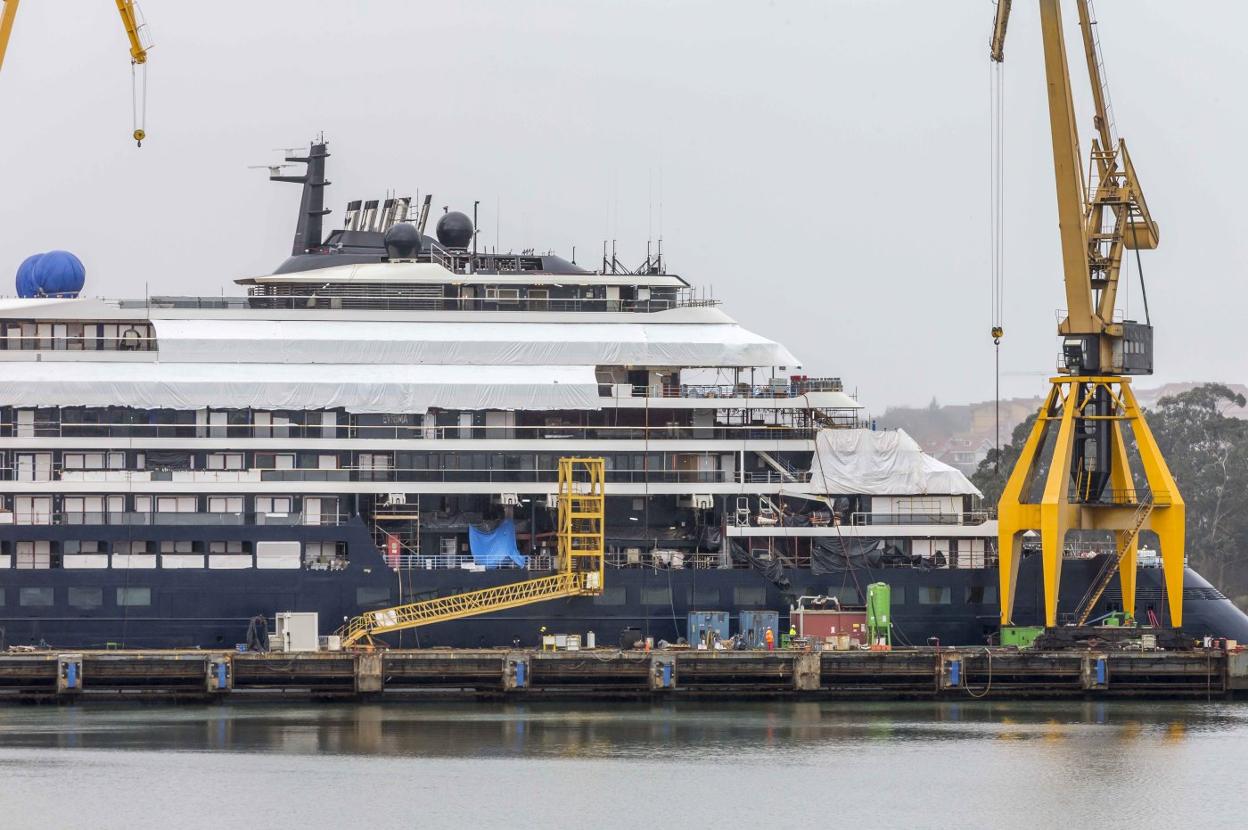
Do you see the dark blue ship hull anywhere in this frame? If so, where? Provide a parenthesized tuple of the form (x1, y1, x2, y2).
(1, 519, 1245, 649)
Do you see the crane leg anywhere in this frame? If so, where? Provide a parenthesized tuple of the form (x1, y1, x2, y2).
(1121, 384, 1186, 627)
(997, 384, 1059, 626)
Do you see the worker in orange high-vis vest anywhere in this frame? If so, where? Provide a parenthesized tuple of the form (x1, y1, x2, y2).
(764, 627, 775, 651)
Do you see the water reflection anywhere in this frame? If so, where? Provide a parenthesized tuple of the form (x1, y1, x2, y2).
(0, 700, 1239, 760)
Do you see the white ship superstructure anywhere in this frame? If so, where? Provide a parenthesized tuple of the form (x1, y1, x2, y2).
(0, 141, 1242, 649)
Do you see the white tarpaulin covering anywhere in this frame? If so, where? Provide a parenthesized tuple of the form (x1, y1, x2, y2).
(149, 318, 800, 368)
(0, 362, 600, 413)
(810, 428, 981, 496)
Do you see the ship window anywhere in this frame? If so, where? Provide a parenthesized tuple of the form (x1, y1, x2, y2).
(642, 586, 672, 606)
(159, 541, 194, 554)
(117, 587, 151, 607)
(355, 587, 390, 607)
(827, 586, 861, 606)
(68, 587, 103, 609)
(733, 586, 767, 607)
(206, 453, 244, 471)
(156, 496, 197, 513)
(256, 496, 292, 514)
(209, 541, 247, 554)
(20, 587, 53, 607)
(593, 586, 627, 606)
(63, 452, 106, 470)
(305, 542, 345, 568)
(15, 541, 51, 569)
(919, 586, 952, 605)
(256, 453, 296, 470)
(63, 541, 104, 555)
(207, 496, 244, 514)
(692, 586, 721, 606)
(965, 585, 998, 605)
(122, 541, 150, 554)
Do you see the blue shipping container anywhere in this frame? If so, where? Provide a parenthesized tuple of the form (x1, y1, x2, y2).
(687, 611, 730, 644)
(738, 610, 780, 648)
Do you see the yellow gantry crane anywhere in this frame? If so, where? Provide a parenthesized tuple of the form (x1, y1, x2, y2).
(338, 457, 606, 648)
(988, 0, 1184, 629)
(0, 0, 151, 145)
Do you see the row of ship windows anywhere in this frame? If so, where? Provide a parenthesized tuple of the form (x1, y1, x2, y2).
(3, 450, 738, 473)
(0, 321, 156, 351)
(0, 541, 345, 570)
(0, 587, 152, 608)
(0, 406, 812, 442)
(2, 583, 999, 611)
(3, 495, 339, 524)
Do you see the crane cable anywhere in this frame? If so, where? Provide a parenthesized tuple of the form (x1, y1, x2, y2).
(131, 59, 147, 146)
(989, 55, 1006, 473)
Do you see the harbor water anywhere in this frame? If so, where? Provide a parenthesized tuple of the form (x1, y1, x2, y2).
(0, 701, 1243, 829)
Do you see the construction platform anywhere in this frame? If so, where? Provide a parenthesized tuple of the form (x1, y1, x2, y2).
(0, 647, 1245, 703)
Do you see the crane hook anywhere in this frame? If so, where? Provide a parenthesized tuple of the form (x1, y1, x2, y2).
(991, 325, 1004, 346)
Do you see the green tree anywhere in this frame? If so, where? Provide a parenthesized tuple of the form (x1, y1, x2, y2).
(972, 384, 1248, 602)
(971, 412, 1038, 505)
(1144, 384, 1248, 597)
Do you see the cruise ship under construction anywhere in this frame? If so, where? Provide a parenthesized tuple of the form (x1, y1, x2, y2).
(0, 142, 1245, 650)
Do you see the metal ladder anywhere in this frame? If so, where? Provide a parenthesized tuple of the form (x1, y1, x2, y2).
(1073, 492, 1154, 626)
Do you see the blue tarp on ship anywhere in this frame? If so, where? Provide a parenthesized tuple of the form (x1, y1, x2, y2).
(468, 519, 525, 568)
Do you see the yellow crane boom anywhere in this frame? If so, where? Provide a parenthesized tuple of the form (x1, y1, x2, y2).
(338, 457, 606, 648)
(0, 0, 152, 145)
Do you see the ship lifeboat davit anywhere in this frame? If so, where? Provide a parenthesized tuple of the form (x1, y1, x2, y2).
(16, 250, 86, 298)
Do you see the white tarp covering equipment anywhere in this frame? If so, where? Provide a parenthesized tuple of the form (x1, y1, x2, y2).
(149, 318, 800, 368)
(810, 428, 981, 496)
(0, 362, 600, 413)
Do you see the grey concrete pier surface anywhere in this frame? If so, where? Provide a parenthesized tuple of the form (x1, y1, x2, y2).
(0, 647, 1244, 702)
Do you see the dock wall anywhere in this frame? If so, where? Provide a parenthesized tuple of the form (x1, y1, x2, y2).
(0, 647, 1242, 703)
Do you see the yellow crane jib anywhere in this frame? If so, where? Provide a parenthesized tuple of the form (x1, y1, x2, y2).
(338, 457, 606, 648)
(987, 1, 1184, 631)
(0, 0, 152, 145)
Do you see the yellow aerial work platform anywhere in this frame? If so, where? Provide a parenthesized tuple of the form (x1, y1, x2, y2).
(338, 457, 605, 648)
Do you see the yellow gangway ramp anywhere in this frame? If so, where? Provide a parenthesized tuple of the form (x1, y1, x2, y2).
(338, 457, 605, 648)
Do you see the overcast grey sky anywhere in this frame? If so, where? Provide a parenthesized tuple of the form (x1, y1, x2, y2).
(0, 1, 1242, 412)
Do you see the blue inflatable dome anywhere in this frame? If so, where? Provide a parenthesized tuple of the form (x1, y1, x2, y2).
(15, 250, 85, 298)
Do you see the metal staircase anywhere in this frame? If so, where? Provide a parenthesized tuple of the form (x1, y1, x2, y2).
(338, 457, 604, 647)
(1073, 492, 1155, 626)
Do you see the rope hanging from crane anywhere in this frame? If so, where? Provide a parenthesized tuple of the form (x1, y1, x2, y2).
(116, 0, 151, 146)
(988, 0, 1010, 473)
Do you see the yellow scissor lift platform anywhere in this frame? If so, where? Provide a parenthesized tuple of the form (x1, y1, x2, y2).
(338, 457, 605, 648)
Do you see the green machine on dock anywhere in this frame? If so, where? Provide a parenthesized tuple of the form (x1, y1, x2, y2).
(867, 582, 891, 648)
(1000, 626, 1045, 649)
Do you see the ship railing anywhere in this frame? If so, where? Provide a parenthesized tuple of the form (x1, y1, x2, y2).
(0, 334, 157, 353)
(605, 550, 727, 570)
(239, 291, 720, 314)
(11, 510, 346, 527)
(2, 422, 826, 441)
(850, 511, 992, 527)
(6, 465, 810, 486)
(616, 378, 846, 400)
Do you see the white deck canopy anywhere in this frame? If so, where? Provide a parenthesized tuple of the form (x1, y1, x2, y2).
(0, 362, 600, 413)
(809, 428, 981, 496)
(149, 318, 800, 368)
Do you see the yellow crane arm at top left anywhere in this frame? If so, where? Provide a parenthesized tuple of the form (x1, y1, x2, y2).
(0, 0, 21, 75)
